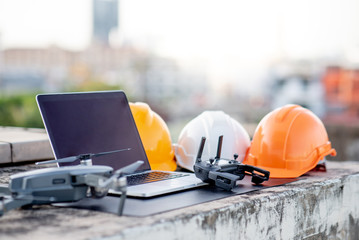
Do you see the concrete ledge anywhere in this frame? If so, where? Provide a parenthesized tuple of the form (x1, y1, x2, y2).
(0, 127, 54, 163)
(0, 142, 11, 164)
(0, 161, 358, 239)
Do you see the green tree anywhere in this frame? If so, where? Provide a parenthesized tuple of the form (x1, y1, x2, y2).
(0, 81, 125, 128)
(0, 94, 43, 128)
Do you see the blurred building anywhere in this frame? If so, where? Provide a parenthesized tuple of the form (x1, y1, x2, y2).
(266, 62, 359, 161)
(0, 0, 211, 120)
(92, 0, 119, 46)
(267, 61, 325, 117)
(322, 66, 359, 123)
(0, 45, 209, 119)
(0, 47, 75, 93)
(134, 56, 208, 119)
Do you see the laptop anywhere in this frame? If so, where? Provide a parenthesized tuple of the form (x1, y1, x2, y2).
(36, 90, 207, 197)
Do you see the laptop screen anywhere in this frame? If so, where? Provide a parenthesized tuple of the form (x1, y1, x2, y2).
(36, 91, 151, 172)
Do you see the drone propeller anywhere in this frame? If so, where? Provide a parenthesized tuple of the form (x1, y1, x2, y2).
(38, 156, 78, 165)
(36, 148, 131, 165)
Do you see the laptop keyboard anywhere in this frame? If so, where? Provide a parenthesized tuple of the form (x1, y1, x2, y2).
(126, 171, 189, 186)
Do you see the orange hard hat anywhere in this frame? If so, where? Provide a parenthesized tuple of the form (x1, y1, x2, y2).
(129, 102, 177, 171)
(243, 104, 336, 178)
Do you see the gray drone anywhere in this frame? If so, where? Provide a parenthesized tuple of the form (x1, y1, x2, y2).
(0, 148, 143, 216)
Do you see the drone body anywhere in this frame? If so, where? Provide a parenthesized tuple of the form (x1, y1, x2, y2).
(9, 165, 113, 204)
(194, 136, 270, 191)
(0, 149, 143, 216)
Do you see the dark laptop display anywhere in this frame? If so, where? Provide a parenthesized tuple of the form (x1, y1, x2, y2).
(36, 91, 151, 172)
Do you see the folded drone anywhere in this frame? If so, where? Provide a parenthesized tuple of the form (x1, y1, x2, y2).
(0, 149, 142, 216)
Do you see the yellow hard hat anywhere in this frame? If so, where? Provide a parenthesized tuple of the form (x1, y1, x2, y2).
(129, 102, 177, 171)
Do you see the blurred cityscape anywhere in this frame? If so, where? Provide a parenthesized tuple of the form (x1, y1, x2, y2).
(1, 0, 359, 161)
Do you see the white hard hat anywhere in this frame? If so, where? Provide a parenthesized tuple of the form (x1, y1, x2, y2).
(174, 111, 250, 171)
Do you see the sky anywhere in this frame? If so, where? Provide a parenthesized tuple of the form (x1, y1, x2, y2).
(0, 0, 91, 50)
(1, 0, 359, 92)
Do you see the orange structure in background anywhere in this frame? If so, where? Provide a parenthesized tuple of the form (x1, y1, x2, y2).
(322, 66, 359, 122)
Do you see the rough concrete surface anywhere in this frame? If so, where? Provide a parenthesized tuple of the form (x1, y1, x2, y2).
(0, 161, 359, 240)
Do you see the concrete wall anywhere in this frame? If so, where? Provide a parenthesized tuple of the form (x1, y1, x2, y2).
(0, 161, 358, 240)
(115, 169, 359, 240)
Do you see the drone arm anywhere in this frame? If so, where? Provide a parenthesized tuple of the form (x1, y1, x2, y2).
(0, 184, 11, 195)
(110, 176, 128, 216)
(97, 160, 143, 190)
(84, 174, 127, 215)
(118, 190, 127, 215)
(81, 174, 109, 188)
(0, 196, 33, 216)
